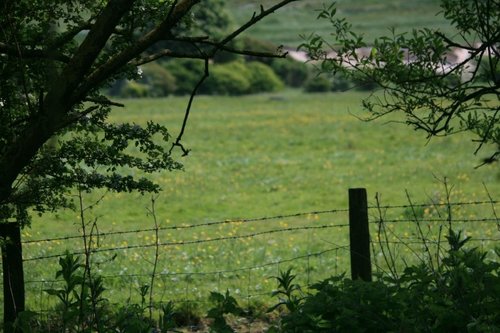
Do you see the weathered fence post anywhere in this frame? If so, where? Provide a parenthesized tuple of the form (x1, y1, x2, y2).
(0, 222, 25, 328)
(348, 188, 372, 281)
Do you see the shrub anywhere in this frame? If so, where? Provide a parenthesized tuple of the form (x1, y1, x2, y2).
(270, 58, 309, 87)
(246, 61, 284, 93)
(108, 63, 177, 98)
(201, 61, 284, 95)
(304, 75, 332, 92)
(202, 61, 252, 95)
(352, 76, 378, 91)
(163, 58, 206, 95)
(213, 39, 243, 64)
(138, 62, 177, 97)
(240, 36, 279, 64)
(119, 80, 149, 98)
(331, 72, 353, 92)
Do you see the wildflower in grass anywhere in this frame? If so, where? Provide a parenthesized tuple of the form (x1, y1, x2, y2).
(279, 221, 288, 227)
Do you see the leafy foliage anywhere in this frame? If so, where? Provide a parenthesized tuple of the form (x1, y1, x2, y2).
(269, 58, 309, 88)
(41, 253, 109, 332)
(301, 0, 500, 163)
(304, 75, 332, 93)
(0, 0, 295, 222)
(207, 290, 244, 333)
(270, 229, 500, 333)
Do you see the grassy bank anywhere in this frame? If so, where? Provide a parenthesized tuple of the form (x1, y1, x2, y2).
(22, 90, 499, 311)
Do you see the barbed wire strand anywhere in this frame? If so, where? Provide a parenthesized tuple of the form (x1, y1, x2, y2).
(24, 223, 349, 262)
(23, 208, 348, 245)
(367, 200, 498, 210)
(368, 217, 500, 224)
(22, 200, 498, 245)
(23, 246, 347, 285)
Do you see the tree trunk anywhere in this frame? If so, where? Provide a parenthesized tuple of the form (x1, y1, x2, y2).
(0, 222, 25, 329)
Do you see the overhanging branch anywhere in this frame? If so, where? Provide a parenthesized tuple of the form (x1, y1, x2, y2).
(71, 0, 201, 103)
(0, 42, 70, 62)
(83, 97, 125, 108)
(174, 37, 289, 58)
(170, 57, 210, 156)
(212, 0, 299, 56)
(132, 49, 206, 66)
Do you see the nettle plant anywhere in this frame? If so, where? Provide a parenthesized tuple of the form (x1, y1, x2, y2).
(268, 229, 500, 333)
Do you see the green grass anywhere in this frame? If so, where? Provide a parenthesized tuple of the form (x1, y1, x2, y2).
(21, 90, 499, 312)
(229, 0, 456, 47)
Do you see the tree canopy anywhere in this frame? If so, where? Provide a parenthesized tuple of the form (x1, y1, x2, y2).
(301, 0, 499, 165)
(0, 0, 297, 225)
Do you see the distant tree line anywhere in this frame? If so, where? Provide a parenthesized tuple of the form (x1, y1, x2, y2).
(105, 0, 383, 98)
(107, 36, 380, 98)
(107, 37, 307, 97)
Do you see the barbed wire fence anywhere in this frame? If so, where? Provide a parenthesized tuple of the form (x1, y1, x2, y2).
(1, 188, 499, 322)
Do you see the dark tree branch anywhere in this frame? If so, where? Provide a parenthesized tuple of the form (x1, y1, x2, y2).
(74, 0, 297, 106)
(133, 44, 288, 66)
(83, 97, 125, 108)
(473, 108, 500, 155)
(174, 37, 289, 58)
(0, 42, 70, 62)
(72, 0, 201, 103)
(0, 0, 136, 202)
(50, 21, 93, 49)
(163, 0, 297, 154)
(170, 57, 210, 156)
(0, 0, 299, 203)
(132, 49, 207, 66)
(211, 0, 298, 56)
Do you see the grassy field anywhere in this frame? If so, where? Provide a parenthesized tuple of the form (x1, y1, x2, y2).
(21, 90, 499, 312)
(229, 0, 456, 47)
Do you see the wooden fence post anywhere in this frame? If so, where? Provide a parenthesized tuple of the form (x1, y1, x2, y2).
(0, 222, 25, 328)
(348, 188, 372, 281)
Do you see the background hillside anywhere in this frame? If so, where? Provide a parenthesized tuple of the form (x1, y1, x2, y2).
(229, 0, 455, 47)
